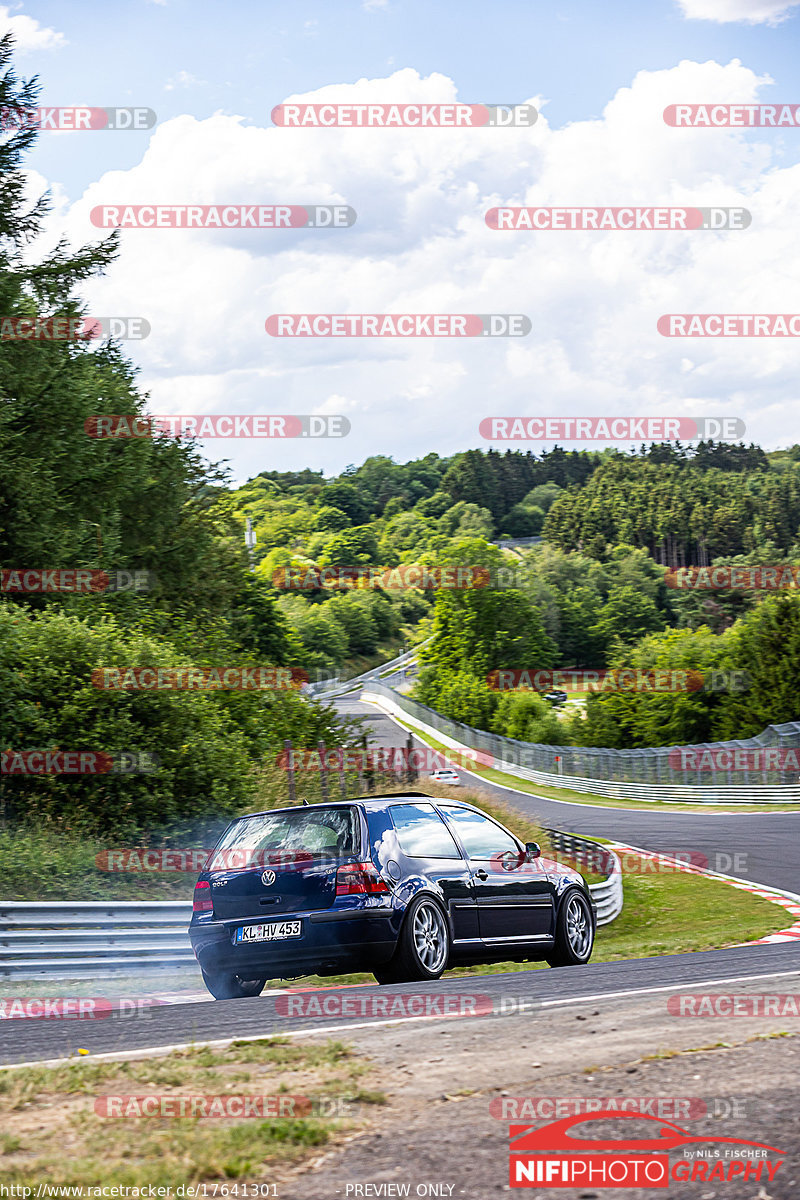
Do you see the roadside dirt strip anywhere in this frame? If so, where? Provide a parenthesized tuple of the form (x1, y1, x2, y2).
(276, 981, 800, 1200)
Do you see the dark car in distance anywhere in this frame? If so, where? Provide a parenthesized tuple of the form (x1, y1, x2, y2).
(189, 793, 596, 999)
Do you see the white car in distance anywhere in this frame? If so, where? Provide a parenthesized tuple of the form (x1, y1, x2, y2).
(429, 767, 462, 786)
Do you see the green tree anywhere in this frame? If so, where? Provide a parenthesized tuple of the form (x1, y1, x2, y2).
(490, 690, 564, 743)
(589, 585, 665, 654)
(315, 505, 352, 532)
(714, 593, 800, 738)
(442, 450, 502, 518)
(0, 604, 254, 835)
(315, 482, 370, 524)
(554, 586, 607, 667)
(276, 596, 349, 673)
(0, 37, 251, 621)
(328, 592, 379, 656)
(418, 541, 556, 681)
(501, 503, 545, 538)
(318, 527, 380, 567)
(418, 668, 497, 729)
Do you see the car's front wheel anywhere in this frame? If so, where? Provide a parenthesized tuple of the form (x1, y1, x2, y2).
(201, 969, 267, 1000)
(546, 889, 594, 967)
(373, 895, 450, 984)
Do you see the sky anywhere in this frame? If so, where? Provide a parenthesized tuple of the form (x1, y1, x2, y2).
(4, 0, 800, 483)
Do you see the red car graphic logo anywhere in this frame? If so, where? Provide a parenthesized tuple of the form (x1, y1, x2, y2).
(510, 1111, 783, 1155)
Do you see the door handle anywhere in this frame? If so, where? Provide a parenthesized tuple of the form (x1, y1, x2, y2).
(474, 869, 489, 881)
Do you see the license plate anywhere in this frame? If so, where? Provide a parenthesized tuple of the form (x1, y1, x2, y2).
(235, 920, 302, 944)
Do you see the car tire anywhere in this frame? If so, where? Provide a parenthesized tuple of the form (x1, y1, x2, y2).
(201, 969, 267, 1000)
(373, 895, 451, 985)
(546, 889, 594, 968)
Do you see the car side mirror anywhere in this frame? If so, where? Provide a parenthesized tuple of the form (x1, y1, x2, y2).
(525, 841, 541, 861)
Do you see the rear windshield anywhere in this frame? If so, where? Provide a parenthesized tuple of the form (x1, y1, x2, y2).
(211, 806, 360, 866)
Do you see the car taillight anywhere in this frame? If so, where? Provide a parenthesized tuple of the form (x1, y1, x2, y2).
(193, 880, 213, 912)
(336, 862, 390, 896)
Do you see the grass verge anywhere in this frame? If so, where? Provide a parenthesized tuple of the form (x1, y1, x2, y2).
(0, 1037, 385, 1187)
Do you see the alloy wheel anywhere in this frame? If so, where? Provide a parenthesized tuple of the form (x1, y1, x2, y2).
(566, 895, 591, 958)
(412, 901, 448, 973)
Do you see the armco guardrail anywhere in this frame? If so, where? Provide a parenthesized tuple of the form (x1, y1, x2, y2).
(308, 641, 428, 700)
(361, 683, 800, 803)
(543, 829, 623, 926)
(0, 901, 195, 976)
(0, 831, 621, 974)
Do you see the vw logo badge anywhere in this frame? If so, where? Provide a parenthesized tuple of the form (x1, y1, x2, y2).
(261, 869, 276, 886)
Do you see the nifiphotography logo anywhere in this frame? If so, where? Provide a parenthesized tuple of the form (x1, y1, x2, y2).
(508, 1111, 784, 1188)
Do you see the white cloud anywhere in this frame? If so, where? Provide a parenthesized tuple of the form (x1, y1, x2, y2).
(678, 0, 800, 24)
(164, 70, 204, 91)
(363, 0, 390, 10)
(0, 5, 65, 52)
(52, 63, 800, 478)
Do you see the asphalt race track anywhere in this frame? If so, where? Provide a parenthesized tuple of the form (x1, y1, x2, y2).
(3, 942, 800, 1066)
(335, 694, 800, 895)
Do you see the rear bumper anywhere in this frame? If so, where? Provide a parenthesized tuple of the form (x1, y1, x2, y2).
(189, 904, 400, 978)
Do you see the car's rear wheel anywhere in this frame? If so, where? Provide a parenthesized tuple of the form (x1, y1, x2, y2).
(201, 969, 267, 1000)
(373, 895, 450, 984)
(546, 890, 594, 967)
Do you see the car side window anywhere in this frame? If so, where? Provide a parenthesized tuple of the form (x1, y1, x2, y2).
(389, 803, 464, 860)
(440, 806, 520, 860)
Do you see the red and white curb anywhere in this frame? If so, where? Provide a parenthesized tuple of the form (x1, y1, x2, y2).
(606, 842, 800, 944)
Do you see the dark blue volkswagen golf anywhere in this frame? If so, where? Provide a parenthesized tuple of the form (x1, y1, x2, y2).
(189, 793, 596, 999)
